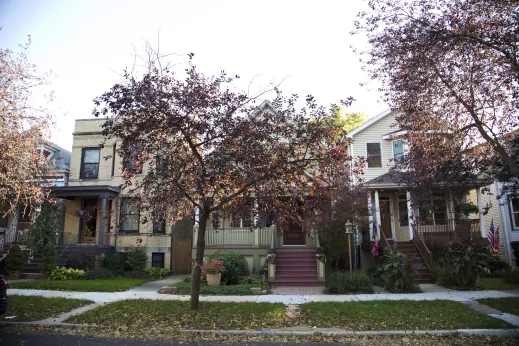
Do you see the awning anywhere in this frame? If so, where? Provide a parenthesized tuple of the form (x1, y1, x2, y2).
(50, 185, 120, 199)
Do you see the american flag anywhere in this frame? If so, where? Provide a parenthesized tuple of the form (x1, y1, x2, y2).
(371, 222, 379, 256)
(488, 220, 500, 254)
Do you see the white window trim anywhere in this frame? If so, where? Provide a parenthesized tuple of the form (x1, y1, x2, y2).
(418, 194, 447, 225)
(366, 142, 383, 168)
(509, 196, 519, 230)
(391, 139, 407, 167)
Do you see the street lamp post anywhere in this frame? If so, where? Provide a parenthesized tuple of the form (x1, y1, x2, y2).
(345, 221, 353, 275)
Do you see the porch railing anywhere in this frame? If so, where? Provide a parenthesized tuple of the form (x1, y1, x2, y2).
(205, 227, 272, 247)
(0, 227, 28, 245)
(414, 219, 480, 241)
(413, 227, 434, 272)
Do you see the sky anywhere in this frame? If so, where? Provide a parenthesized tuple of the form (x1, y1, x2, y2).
(0, 0, 388, 150)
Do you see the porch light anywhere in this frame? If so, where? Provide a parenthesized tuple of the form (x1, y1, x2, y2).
(345, 221, 353, 275)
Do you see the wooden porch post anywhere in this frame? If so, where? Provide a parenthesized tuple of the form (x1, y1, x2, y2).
(476, 187, 486, 237)
(406, 190, 414, 240)
(449, 189, 456, 232)
(253, 199, 259, 248)
(374, 190, 381, 240)
(98, 195, 107, 246)
(367, 191, 374, 239)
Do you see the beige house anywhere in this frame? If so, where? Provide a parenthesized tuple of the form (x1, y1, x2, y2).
(347, 109, 504, 279)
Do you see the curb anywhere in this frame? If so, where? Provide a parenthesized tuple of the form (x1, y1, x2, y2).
(1, 322, 519, 337)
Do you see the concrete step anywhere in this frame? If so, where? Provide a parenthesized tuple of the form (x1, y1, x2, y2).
(270, 279, 324, 287)
(276, 273, 318, 279)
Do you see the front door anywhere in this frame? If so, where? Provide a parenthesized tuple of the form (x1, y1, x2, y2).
(283, 220, 305, 245)
(80, 199, 98, 244)
(380, 197, 393, 239)
(171, 216, 193, 274)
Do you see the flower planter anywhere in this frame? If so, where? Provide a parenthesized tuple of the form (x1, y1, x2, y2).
(206, 273, 222, 286)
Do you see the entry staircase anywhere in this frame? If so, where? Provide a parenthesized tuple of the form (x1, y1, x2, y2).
(395, 241, 435, 284)
(269, 249, 324, 287)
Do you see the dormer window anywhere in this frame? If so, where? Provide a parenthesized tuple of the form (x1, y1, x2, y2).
(366, 143, 382, 168)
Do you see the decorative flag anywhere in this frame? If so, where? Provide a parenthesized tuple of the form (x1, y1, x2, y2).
(488, 219, 496, 254)
(371, 222, 379, 256)
(495, 226, 500, 254)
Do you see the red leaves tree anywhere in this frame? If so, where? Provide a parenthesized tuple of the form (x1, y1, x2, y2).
(94, 56, 355, 309)
(354, 0, 519, 186)
(1, 38, 54, 214)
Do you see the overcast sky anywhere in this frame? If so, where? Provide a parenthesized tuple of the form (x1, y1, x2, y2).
(0, 0, 388, 150)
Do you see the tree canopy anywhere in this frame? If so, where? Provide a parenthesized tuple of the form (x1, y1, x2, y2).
(354, 0, 519, 188)
(94, 54, 360, 309)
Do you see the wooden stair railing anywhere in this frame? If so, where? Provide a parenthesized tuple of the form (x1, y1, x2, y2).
(413, 225, 434, 274)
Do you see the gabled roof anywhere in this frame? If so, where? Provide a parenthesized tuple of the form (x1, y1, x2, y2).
(348, 108, 394, 137)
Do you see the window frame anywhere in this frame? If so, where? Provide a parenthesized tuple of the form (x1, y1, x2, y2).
(398, 195, 409, 227)
(366, 142, 382, 168)
(418, 194, 447, 224)
(151, 252, 165, 268)
(80, 148, 101, 179)
(153, 214, 166, 234)
(111, 144, 116, 177)
(392, 139, 406, 167)
(119, 198, 141, 234)
(123, 143, 142, 174)
(509, 196, 519, 231)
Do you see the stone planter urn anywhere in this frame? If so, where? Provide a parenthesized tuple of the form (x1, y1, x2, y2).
(206, 273, 222, 286)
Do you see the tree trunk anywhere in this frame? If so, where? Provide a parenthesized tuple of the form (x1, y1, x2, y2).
(190, 201, 210, 310)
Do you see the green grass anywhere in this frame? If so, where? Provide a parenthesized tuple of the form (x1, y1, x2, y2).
(172, 282, 266, 295)
(66, 300, 285, 330)
(477, 297, 519, 315)
(478, 277, 519, 290)
(3, 295, 91, 322)
(8, 278, 150, 292)
(301, 300, 512, 330)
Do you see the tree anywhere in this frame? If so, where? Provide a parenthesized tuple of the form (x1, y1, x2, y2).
(27, 200, 63, 253)
(354, 0, 519, 183)
(1, 37, 54, 214)
(324, 105, 369, 134)
(93, 54, 357, 309)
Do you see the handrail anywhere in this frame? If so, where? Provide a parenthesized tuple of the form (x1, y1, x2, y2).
(378, 224, 392, 251)
(413, 226, 434, 273)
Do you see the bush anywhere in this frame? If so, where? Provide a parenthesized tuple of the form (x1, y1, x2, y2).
(5, 245, 25, 272)
(125, 246, 148, 272)
(40, 242, 57, 274)
(146, 267, 171, 279)
(50, 267, 85, 280)
(367, 264, 386, 287)
(83, 268, 115, 280)
(325, 272, 374, 294)
(173, 282, 264, 295)
(183, 274, 192, 283)
(504, 268, 519, 284)
(379, 248, 420, 293)
(510, 241, 519, 266)
(207, 250, 248, 285)
(123, 270, 149, 279)
(238, 274, 268, 288)
(103, 252, 128, 274)
(485, 255, 510, 276)
(66, 247, 98, 271)
(436, 242, 487, 290)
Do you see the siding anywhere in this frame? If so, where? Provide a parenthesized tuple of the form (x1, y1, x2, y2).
(351, 112, 400, 182)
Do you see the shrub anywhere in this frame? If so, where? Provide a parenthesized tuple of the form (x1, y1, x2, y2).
(103, 252, 128, 274)
(238, 274, 268, 288)
(125, 246, 148, 272)
(66, 246, 98, 270)
(510, 241, 519, 266)
(83, 268, 115, 280)
(40, 242, 57, 274)
(485, 255, 510, 276)
(146, 267, 171, 279)
(183, 274, 192, 283)
(173, 282, 264, 295)
(207, 250, 248, 285)
(50, 267, 85, 280)
(436, 242, 487, 290)
(504, 268, 519, 284)
(367, 264, 386, 287)
(124, 270, 149, 279)
(380, 248, 419, 293)
(325, 271, 374, 294)
(5, 245, 25, 272)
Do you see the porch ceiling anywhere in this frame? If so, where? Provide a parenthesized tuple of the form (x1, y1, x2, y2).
(50, 185, 120, 199)
(365, 172, 492, 190)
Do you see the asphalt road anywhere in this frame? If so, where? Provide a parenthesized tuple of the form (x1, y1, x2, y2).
(0, 332, 346, 346)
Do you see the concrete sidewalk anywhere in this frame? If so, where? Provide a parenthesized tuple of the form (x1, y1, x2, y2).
(7, 284, 519, 305)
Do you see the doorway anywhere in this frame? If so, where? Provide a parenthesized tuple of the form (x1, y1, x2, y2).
(283, 220, 306, 245)
(379, 197, 394, 239)
(80, 199, 98, 244)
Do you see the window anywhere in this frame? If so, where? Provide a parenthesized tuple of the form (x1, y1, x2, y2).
(398, 195, 409, 227)
(152, 252, 165, 268)
(111, 144, 116, 177)
(123, 143, 142, 173)
(80, 148, 100, 179)
(230, 199, 253, 228)
(366, 143, 382, 168)
(393, 139, 405, 166)
(120, 198, 140, 233)
(419, 194, 447, 223)
(153, 213, 166, 234)
(510, 197, 519, 230)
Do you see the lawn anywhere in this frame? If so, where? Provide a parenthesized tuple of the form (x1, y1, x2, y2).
(477, 297, 519, 315)
(172, 282, 266, 295)
(478, 277, 519, 290)
(8, 278, 150, 292)
(2, 295, 91, 322)
(66, 300, 285, 330)
(301, 300, 512, 330)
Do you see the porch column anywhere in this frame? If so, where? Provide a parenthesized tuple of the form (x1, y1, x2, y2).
(367, 191, 374, 239)
(253, 199, 259, 248)
(406, 190, 414, 240)
(449, 189, 456, 232)
(476, 187, 486, 237)
(374, 190, 381, 240)
(98, 195, 108, 246)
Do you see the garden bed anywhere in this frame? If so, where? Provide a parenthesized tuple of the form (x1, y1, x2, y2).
(2, 295, 92, 322)
(171, 282, 267, 295)
(8, 278, 151, 292)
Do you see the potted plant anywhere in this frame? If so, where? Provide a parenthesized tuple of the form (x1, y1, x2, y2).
(316, 246, 326, 263)
(202, 259, 225, 286)
(5, 245, 25, 280)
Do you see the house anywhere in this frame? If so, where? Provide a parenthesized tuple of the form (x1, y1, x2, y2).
(1, 141, 71, 261)
(494, 182, 518, 265)
(347, 109, 505, 281)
